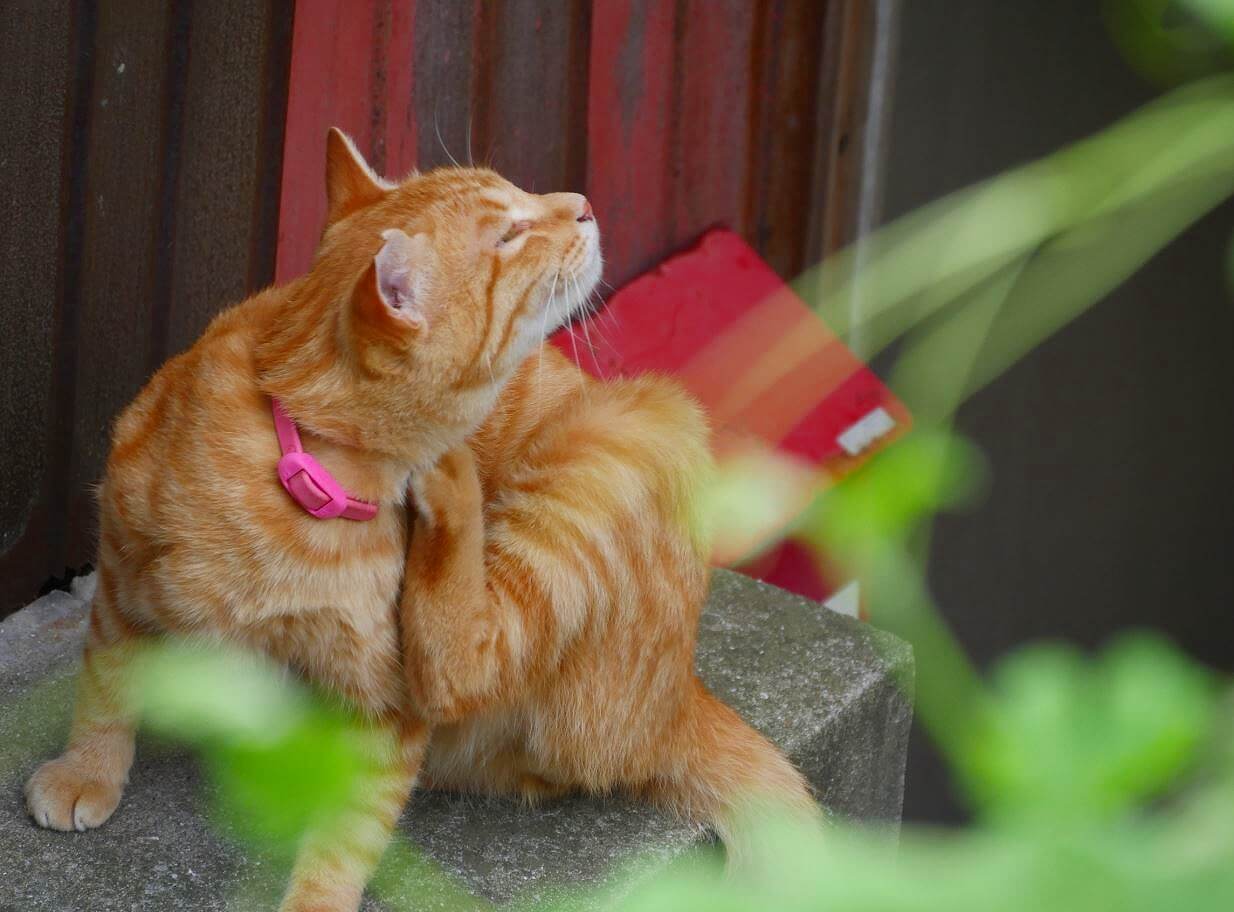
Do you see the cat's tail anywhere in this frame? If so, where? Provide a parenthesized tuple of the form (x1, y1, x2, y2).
(658, 676, 822, 864)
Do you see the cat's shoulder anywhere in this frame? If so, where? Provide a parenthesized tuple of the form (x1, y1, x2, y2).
(109, 290, 276, 461)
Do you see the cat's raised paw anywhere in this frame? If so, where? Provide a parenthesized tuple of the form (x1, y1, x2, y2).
(410, 444, 481, 527)
(25, 756, 124, 832)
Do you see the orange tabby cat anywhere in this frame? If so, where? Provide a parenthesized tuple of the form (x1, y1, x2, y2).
(25, 129, 816, 911)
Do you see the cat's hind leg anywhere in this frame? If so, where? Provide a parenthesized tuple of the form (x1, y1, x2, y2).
(25, 565, 145, 831)
(422, 719, 573, 806)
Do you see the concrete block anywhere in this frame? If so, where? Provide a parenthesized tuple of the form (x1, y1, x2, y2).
(0, 570, 912, 909)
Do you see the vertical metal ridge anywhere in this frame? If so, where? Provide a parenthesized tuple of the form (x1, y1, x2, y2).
(565, 0, 594, 193)
(249, 0, 295, 291)
(665, 0, 688, 242)
(148, 0, 194, 373)
(44, 0, 98, 574)
(469, 0, 495, 170)
(369, 0, 392, 174)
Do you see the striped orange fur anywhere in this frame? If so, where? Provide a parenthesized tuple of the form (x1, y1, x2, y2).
(26, 129, 816, 911)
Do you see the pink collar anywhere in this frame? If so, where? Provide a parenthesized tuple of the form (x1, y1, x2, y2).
(272, 398, 377, 521)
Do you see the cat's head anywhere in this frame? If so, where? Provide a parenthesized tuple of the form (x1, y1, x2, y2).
(269, 128, 602, 457)
(321, 129, 599, 391)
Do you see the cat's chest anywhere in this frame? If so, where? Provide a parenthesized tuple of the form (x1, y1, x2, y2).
(217, 506, 408, 624)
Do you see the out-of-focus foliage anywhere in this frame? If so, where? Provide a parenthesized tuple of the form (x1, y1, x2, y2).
(134, 643, 376, 854)
(703, 55, 1234, 564)
(132, 642, 483, 909)
(961, 635, 1220, 827)
(802, 431, 987, 554)
(697, 444, 816, 566)
(1105, 0, 1234, 86)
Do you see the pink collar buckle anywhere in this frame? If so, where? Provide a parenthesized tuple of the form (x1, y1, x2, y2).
(271, 398, 378, 521)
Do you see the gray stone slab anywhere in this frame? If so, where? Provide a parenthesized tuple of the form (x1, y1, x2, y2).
(0, 570, 913, 911)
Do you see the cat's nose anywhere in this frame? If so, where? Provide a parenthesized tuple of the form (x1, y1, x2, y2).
(577, 199, 594, 222)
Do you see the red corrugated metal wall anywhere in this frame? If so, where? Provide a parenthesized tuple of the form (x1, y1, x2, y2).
(275, 0, 874, 287)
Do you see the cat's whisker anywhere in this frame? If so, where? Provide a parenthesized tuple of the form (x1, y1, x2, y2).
(576, 287, 606, 374)
(591, 312, 619, 366)
(560, 277, 578, 353)
(583, 295, 621, 367)
(466, 115, 474, 166)
(566, 276, 589, 399)
(581, 316, 602, 375)
(590, 281, 623, 335)
(538, 270, 560, 399)
(434, 104, 461, 168)
(565, 323, 583, 384)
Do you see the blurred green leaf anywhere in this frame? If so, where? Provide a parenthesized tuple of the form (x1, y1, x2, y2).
(1105, 0, 1234, 87)
(801, 429, 988, 554)
(962, 633, 1219, 826)
(206, 706, 371, 852)
(132, 641, 307, 745)
(132, 641, 373, 853)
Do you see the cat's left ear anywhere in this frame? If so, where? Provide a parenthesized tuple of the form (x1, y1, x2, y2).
(325, 127, 390, 225)
(373, 229, 428, 325)
(352, 229, 433, 347)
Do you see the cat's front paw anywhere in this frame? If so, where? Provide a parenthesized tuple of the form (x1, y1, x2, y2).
(410, 445, 481, 528)
(25, 756, 124, 832)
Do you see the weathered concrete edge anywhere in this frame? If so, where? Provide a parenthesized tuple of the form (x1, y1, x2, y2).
(0, 588, 90, 682)
(729, 575, 916, 825)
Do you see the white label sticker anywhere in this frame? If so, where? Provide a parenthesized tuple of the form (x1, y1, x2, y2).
(836, 407, 896, 456)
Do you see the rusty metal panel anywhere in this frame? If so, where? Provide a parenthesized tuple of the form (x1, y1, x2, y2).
(474, 0, 592, 193)
(275, 0, 594, 277)
(275, 0, 386, 281)
(0, 1, 293, 616)
(166, 0, 292, 357)
(671, 0, 760, 249)
(747, 0, 831, 278)
(808, 0, 881, 261)
(585, 0, 680, 285)
(275, 0, 866, 285)
(61, 0, 292, 565)
(408, 0, 479, 173)
(0, 0, 76, 616)
(63, 0, 180, 563)
(275, 0, 479, 281)
(584, 0, 829, 287)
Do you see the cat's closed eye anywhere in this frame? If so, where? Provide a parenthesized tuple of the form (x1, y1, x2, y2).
(498, 220, 532, 246)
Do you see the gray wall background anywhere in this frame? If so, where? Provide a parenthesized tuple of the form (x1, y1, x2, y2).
(881, 1, 1234, 822)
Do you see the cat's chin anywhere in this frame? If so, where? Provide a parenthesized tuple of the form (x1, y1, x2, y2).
(540, 262, 601, 337)
(578, 256, 603, 301)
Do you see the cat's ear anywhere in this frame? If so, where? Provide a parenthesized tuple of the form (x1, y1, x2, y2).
(373, 229, 427, 325)
(325, 127, 390, 225)
(353, 229, 432, 346)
